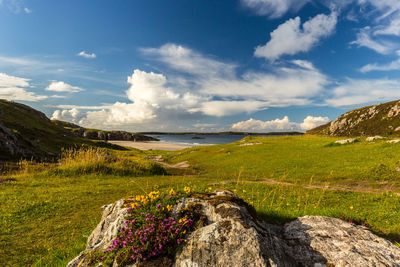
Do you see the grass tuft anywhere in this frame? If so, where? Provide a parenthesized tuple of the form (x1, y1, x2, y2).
(48, 146, 166, 177)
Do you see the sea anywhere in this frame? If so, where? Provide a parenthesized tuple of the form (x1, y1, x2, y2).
(146, 134, 247, 146)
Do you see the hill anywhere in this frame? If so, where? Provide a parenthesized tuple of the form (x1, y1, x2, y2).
(0, 100, 94, 161)
(307, 99, 400, 136)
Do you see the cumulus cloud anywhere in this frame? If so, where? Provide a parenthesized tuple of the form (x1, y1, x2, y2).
(231, 115, 329, 132)
(23, 7, 31, 13)
(325, 78, 400, 107)
(240, 0, 309, 18)
(45, 81, 83, 93)
(350, 27, 395, 54)
(254, 12, 337, 61)
(51, 69, 205, 128)
(78, 51, 96, 59)
(51, 108, 81, 122)
(299, 116, 330, 130)
(0, 72, 47, 101)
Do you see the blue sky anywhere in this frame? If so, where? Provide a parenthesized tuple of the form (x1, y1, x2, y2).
(1, 0, 400, 132)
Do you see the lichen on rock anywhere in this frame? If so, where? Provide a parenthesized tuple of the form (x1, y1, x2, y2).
(67, 190, 400, 267)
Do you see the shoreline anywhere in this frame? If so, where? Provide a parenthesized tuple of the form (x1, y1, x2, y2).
(109, 140, 193, 151)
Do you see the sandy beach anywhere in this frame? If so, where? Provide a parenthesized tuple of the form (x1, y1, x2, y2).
(109, 141, 192, 151)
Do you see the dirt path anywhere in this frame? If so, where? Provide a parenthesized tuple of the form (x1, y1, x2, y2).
(146, 155, 190, 169)
(211, 178, 400, 195)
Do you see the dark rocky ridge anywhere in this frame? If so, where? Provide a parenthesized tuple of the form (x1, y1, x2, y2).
(52, 120, 159, 142)
(307, 99, 400, 137)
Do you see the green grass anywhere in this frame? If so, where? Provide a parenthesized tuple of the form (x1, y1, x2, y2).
(165, 135, 400, 187)
(2, 135, 400, 266)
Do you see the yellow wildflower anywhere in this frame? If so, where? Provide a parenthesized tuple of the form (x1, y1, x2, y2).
(169, 188, 177, 196)
(350, 205, 354, 210)
(184, 186, 192, 194)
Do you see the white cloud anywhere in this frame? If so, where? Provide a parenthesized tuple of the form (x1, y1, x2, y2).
(52, 43, 331, 130)
(299, 116, 329, 130)
(231, 115, 329, 132)
(232, 116, 295, 131)
(199, 64, 328, 107)
(255, 12, 337, 61)
(51, 108, 81, 122)
(193, 123, 217, 128)
(350, 27, 395, 54)
(360, 51, 400, 72)
(0, 72, 47, 101)
(45, 81, 83, 93)
(52, 69, 205, 128)
(240, 0, 309, 18)
(189, 100, 268, 117)
(326, 78, 400, 107)
(374, 17, 400, 36)
(140, 43, 236, 78)
(23, 7, 31, 13)
(78, 51, 96, 59)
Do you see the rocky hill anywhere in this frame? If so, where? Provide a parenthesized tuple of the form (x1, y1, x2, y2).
(307, 100, 400, 136)
(52, 120, 158, 142)
(0, 100, 153, 161)
(0, 100, 92, 161)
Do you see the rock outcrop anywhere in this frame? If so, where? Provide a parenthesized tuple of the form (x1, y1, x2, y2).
(52, 120, 158, 142)
(67, 190, 400, 267)
(307, 99, 400, 137)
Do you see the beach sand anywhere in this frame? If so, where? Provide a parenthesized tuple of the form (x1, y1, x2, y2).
(109, 141, 192, 151)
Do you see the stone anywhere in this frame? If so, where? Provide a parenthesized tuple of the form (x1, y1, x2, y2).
(387, 139, 400, 144)
(67, 190, 400, 267)
(66, 200, 129, 267)
(335, 138, 357, 144)
(366, 136, 385, 141)
(238, 142, 262, 146)
(284, 216, 400, 266)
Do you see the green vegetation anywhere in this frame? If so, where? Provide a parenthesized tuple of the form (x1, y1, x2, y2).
(1, 135, 400, 266)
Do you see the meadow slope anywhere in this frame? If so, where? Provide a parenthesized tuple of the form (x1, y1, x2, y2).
(1, 136, 400, 266)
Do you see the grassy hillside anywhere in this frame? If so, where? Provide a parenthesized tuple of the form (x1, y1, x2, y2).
(0, 100, 121, 162)
(307, 99, 400, 136)
(1, 135, 400, 266)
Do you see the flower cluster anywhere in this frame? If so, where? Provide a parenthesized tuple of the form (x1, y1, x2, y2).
(97, 188, 195, 265)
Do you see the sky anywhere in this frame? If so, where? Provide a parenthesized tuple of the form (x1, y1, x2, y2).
(1, 0, 400, 132)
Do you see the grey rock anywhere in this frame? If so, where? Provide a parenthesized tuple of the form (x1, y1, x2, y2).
(284, 216, 400, 266)
(335, 138, 357, 144)
(67, 190, 400, 267)
(366, 136, 385, 141)
(67, 200, 129, 267)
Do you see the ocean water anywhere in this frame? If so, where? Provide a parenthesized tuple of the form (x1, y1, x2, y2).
(147, 134, 247, 146)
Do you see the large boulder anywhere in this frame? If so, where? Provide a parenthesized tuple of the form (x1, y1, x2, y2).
(67, 190, 400, 267)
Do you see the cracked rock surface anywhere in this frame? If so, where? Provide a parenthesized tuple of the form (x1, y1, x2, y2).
(67, 190, 400, 267)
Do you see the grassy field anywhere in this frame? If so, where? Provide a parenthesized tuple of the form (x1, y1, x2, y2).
(1, 135, 400, 266)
